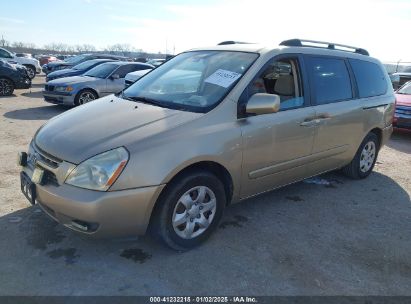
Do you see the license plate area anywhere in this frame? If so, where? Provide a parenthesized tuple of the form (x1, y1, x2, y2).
(20, 171, 36, 205)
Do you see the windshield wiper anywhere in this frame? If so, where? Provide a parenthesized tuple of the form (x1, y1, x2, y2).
(122, 95, 169, 108)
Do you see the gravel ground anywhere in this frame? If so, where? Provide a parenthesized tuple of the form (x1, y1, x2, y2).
(0, 76, 410, 296)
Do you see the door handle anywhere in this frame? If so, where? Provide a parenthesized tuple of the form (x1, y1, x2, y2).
(316, 113, 332, 120)
(300, 118, 319, 127)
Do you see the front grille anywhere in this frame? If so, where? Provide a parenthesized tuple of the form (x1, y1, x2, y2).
(33, 144, 62, 167)
(44, 171, 59, 186)
(395, 105, 411, 116)
(45, 85, 55, 92)
(28, 144, 62, 186)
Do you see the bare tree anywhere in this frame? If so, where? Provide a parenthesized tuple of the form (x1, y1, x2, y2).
(12, 41, 25, 48)
(82, 44, 96, 52)
(25, 42, 36, 49)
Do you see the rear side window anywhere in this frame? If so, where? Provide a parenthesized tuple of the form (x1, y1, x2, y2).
(349, 59, 387, 98)
(306, 57, 352, 104)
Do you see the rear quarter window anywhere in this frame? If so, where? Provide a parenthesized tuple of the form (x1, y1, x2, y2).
(349, 59, 387, 98)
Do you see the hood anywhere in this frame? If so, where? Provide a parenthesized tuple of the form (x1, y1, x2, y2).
(47, 61, 72, 68)
(34, 95, 201, 164)
(47, 75, 97, 85)
(395, 93, 411, 106)
(47, 68, 79, 79)
(15, 57, 39, 65)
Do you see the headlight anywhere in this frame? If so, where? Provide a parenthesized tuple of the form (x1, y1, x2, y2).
(54, 86, 73, 92)
(65, 147, 129, 191)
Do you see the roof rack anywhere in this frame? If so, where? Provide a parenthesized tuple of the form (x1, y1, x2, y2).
(217, 41, 251, 45)
(279, 39, 369, 56)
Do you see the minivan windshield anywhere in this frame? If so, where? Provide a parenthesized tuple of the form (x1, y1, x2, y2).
(122, 51, 258, 113)
(84, 63, 118, 78)
(397, 82, 411, 95)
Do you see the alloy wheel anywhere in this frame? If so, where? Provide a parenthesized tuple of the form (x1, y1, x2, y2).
(78, 91, 96, 104)
(0, 78, 13, 96)
(26, 67, 35, 79)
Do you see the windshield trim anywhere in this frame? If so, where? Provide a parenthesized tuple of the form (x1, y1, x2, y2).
(122, 50, 260, 113)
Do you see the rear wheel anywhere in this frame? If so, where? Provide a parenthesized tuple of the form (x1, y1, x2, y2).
(151, 171, 226, 251)
(74, 89, 97, 106)
(342, 132, 379, 179)
(0, 78, 15, 96)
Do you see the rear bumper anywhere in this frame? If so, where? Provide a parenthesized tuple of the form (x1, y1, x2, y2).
(381, 124, 393, 146)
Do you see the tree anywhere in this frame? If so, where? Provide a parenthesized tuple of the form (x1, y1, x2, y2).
(12, 41, 25, 48)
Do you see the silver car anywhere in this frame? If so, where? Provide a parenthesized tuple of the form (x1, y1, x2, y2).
(43, 62, 153, 106)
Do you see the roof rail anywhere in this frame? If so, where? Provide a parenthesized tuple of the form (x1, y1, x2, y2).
(279, 39, 369, 56)
(217, 41, 251, 45)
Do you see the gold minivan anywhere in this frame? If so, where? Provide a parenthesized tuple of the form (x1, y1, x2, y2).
(19, 39, 394, 250)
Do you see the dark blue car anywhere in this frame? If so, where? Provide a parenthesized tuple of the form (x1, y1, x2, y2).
(46, 59, 115, 82)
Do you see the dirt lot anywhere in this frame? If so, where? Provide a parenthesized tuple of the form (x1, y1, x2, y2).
(0, 76, 410, 296)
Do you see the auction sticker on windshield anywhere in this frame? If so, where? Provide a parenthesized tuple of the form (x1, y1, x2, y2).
(204, 69, 241, 88)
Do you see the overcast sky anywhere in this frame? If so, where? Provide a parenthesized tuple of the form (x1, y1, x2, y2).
(1, 0, 410, 62)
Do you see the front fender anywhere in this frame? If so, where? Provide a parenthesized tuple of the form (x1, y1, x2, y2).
(110, 117, 243, 199)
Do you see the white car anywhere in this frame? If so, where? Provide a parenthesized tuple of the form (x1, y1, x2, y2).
(124, 68, 153, 87)
(147, 58, 166, 67)
(0, 47, 41, 79)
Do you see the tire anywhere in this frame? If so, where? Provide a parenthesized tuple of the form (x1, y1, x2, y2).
(151, 170, 226, 251)
(74, 89, 97, 106)
(0, 77, 15, 96)
(342, 132, 379, 179)
(24, 65, 36, 79)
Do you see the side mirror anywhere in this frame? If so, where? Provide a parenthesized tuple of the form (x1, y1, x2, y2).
(111, 74, 120, 80)
(246, 93, 281, 115)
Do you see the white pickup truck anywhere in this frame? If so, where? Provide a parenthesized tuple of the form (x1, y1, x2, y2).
(0, 47, 41, 79)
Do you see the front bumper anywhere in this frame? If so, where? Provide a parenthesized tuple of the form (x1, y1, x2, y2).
(20, 147, 164, 237)
(393, 106, 411, 130)
(43, 90, 75, 105)
(36, 182, 164, 237)
(35, 66, 41, 74)
(15, 77, 31, 89)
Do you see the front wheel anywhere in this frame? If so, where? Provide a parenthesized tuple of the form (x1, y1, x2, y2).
(74, 89, 97, 106)
(342, 132, 379, 179)
(151, 171, 226, 251)
(24, 65, 36, 79)
(0, 78, 15, 96)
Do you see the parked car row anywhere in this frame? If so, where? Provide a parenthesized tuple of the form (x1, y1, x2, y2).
(0, 47, 41, 79)
(0, 59, 31, 96)
(43, 61, 154, 105)
(46, 58, 115, 81)
(42, 54, 132, 75)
